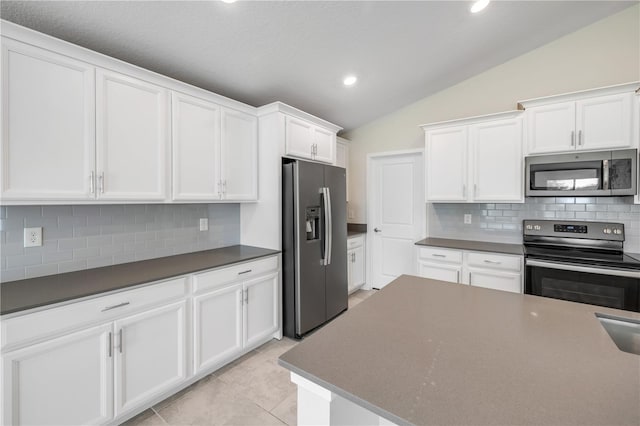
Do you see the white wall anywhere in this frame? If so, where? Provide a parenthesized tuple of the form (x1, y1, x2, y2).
(343, 5, 640, 223)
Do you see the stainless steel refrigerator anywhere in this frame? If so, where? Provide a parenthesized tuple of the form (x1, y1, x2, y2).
(282, 158, 348, 338)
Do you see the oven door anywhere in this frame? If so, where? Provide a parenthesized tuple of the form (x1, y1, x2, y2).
(525, 259, 640, 312)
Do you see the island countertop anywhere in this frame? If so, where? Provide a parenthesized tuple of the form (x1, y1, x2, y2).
(1, 245, 279, 315)
(278, 275, 640, 425)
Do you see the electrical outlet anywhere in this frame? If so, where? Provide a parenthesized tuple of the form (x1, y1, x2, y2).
(464, 214, 472, 225)
(199, 218, 209, 231)
(24, 227, 42, 247)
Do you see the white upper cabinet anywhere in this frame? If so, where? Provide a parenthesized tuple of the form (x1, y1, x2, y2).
(1, 39, 95, 201)
(172, 92, 221, 201)
(522, 84, 638, 155)
(336, 137, 350, 201)
(470, 117, 523, 202)
(96, 69, 169, 201)
(423, 112, 524, 203)
(220, 107, 258, 201)
(425, 125, 468, 202)
(284, 115, 336, 164)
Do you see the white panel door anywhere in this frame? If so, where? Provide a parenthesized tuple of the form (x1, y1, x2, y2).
(243, 272, 279, 348)
(96, 69, 169, 201)
(220, 107, 258, 200)
(526, 101, 576, 154)
(1, 324, 113, 426)
(370, 153, 424, 289)
(313, 127, 335, 164)
(576, 93, 634, 151)
(425, 126, 467, 201)
(192, 283, 243, 375)
(171, 92, 221, 201)
(470, 117, 523, 202)
(114, 301, 187, 418)
(1, 39, 95, 201)
(468, 269, 522, 293)
(285, 116, 314, 160)
(417, 261, 461, 284)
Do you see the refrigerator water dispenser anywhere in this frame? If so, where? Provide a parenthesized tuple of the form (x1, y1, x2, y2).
(306, 207, 320, 240)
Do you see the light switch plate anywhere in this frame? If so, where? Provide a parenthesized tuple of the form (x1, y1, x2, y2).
(464, 214, 472, 225)
(24, 227, 42, 247)
(199, 218, 209, 231)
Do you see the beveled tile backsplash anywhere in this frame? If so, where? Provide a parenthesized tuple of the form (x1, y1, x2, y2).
(0, 204, 239, 282)
(429, 197, 640, 253)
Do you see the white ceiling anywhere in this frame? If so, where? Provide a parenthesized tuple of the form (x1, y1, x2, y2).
(0, 1, 635, 132)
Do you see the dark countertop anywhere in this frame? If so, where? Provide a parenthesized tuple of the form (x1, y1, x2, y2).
(1, 245, 279, 316)
(279, 275, 640, 426)
(415, 237, 523, 255)
(347, 230, 366, 238)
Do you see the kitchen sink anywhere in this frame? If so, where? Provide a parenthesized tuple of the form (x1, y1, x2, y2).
(596, 313, 640, 356)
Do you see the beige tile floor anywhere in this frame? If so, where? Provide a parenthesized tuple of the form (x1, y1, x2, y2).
(123, 289, 375, 426)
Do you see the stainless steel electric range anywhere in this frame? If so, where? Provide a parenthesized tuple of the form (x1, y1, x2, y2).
(523, 220, 640, 312)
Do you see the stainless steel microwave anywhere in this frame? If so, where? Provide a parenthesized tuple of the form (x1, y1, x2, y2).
(525, 149, 637, 197)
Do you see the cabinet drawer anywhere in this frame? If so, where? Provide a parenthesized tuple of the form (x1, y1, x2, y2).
(418, 247, 463, 264)
(2, 277, 187, 350)
(466, 252, 521, 272)
(192, 256, 279, 294)
(347, 235, 365, 249)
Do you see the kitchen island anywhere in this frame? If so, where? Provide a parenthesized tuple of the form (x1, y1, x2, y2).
(278, 275, 640, 425)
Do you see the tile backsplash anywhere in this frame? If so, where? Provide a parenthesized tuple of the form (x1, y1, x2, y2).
(429, 197, 640, 253)
(0, 204, 240, 282)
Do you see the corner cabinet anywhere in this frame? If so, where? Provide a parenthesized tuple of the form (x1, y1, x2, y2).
(521, 83, 639, 155)
(171, 92, 257, 202)
(423, 111, 523, 203)
(284, 115, 336, 164)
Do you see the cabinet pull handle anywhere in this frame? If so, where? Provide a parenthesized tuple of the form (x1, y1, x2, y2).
(432, 254, 446, 258)
(244, 289, 248, 305)
(108, 332, 112, 357)
(483, 260, 501, 265)
(462, 184, 466, 198)
(98, 172, 105, 193)
(474, 184, 477, 198)
(101, 302, 130, 312)
(570, 131, 575, 146)
(238, 269, 252, 275)
(119, 329, 123, 353)
(311, 145, 315, 158)
(223, 179, 227, 194)
(578, 130, 583, 146)
(457, 270, 460, 283)
(90, 171, 95, 194)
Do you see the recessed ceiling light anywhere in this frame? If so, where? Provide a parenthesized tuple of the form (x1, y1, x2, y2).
(470, 0, 490, 13)
(343, 75, 357, 87)
(221, 0, 237, 3)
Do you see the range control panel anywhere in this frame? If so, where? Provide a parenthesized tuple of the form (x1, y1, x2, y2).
(523, 220, 624, 241)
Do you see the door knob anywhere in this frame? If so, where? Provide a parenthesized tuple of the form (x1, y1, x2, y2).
(374, 228, 382, 233)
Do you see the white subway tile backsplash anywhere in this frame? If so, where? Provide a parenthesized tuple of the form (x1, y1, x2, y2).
(0, 204, 240, 282)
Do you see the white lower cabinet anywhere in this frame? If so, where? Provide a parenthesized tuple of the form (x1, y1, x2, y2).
(244, 273, 279, 348)
(347, 235, 366, 293)
(416, 246, 522, 293)
(114, 301, 188, 418)
(2, 324, 113, 426)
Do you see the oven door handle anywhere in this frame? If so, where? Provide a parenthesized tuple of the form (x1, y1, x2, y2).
(526, 259, 640, 279)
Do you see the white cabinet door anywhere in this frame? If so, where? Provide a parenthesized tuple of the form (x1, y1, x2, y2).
(96, 69, 169, 201)
(425, 126, 467, 201)
(2, 324, 113, 426)
(192, 283, 243, 375)
(243, 272, 279, 348)
(220, 107, 258, 200)
(526, 101, 576, 154)
(1, 39, 95, 201)
(468, 269, 522, 293)
(470, 117, 523, 202)
(285, 116, 314, 160)
(417, 261, 461, 284)
(336, 141, 347, 168)
(576, 93, 634, 151)
(113, 301, 187, 418)
(350, 245, 365, 291)
(171, 92, 221, 201)
(313, 127, 335, 164)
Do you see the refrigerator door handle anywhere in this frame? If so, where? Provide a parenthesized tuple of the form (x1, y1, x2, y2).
(325, 187, 332, 265)
(319, 187, 329, 265)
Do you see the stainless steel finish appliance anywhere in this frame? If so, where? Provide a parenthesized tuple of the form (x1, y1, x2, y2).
(282, 158, 348, 338)
(525, 149, 637, 197)
(523, 220, 640, 312)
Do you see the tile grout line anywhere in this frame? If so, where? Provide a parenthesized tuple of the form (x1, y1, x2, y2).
(151, 406, 170, 425)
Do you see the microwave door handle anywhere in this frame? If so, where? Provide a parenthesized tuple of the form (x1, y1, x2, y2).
(603, 159, 610, 190)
